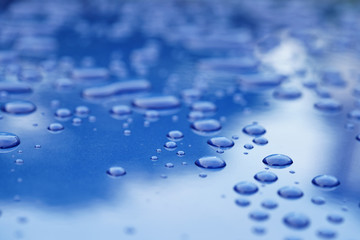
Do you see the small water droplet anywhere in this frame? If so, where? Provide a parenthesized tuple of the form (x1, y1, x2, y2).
(253, 137, 268, 145)
(176, 150, 185, 157)
(235, 198, 250, 207)
(244, 143, 254, 150)
(273, 87, 302, 100)
(150, 156, 158, 161)
(75, 106, 90, 117)
(191, 101, 217, 113)
(167, 130, 184, 141)
(254, 171, 278, 183)
(249, 210, 269, 221)
(106, 167, 126, 177)
(198, 173, 207, 178)
(195, 156, 226, 169)
(263, 154, 293, 168)
(311, 196, 326, 205)
(110, 105, 132, 119)
(47, 123, 64, 133)
(283, 212, 310, 229)
(55, 108, 72, 119)
(72, 117, 82, 125)
(317, 229, 337, 239)
(278, 186, 303, 199)
(252, 226, 266, 235)
(164, 141, 177, 150)
(1, 100, 36, 115)
(207, 137, 234, 150)
(15, 159, 24, 165)
(233, 181, 258, 195)
(187, 111, 205, 122)
(312, 175, 340, 189)
(243, 123, 266, 136)
(165, 163, 174, 168)
(327, 214, 344, 224)
(261, 199, 278, 209)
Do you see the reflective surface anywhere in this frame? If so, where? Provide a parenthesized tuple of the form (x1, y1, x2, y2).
(0, 0, 360, 239)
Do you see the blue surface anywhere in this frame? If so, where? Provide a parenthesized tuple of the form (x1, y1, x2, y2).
(0, 0, 360, 239)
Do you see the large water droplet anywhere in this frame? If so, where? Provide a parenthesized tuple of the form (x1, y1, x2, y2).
(132, 96, 180, 110)
(283, 212, 310, 229)
(207, 137, 234, 149)
(1, 100, 36, 115)
(191, 119, 222, 135)
(314, 99, 342, 113)
(0, 82, 32, 94)
(312, 175, 340, 189)
(106, 167, 126, 177)
(195, 156, 226, 169)
(47, 123, 64, 133)
(167, 130, 184, 141)
(243, 123, 266, 136)
(254, 171, 278, 183)
(0, 132, 20, 152)
(278, 186, 303, 199)
(233, 181, 258, 195)
(262, 154, 293, 168)
(82, 80, 150, 99)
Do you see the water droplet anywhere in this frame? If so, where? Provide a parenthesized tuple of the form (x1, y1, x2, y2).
(164, 141, 177, 150)
(198, 173, 207, 178)
(263, 154, 293, 168)
(327, 214, 344, 224)
(72, 118, 82, 125)
(82, 80, 151, 99)
(187, 111, 205, 122)
(144, 110, 160, 121)
(124, 130, 131, 136)
(195, 156, 226, 169)
(34, 144, 41, 149)
(314, 99, 342, 113)
(356, 134, 360, 142)
(311, 196, 326, 205)
(0, 82, 32, 94)
(110, 105, 132, 119)
(150, 156, 158, 161)
(243, 123, 266, 136)
(54, 78, 74, 90)
(278, 186, 303, 199)
(312, 175, 340, 189)
(132, 96, 180, 110)
(15, 159, 24, 165)
(191, 119, 222, 135)
(254, 171, 278, 183)
(238, 73, 285, 91)
(167, 130, 184, 141)
(165, 163, 174, 168)
(156, 149, 161, 153)
(191, 101, 216, 113)
(232, 135, 239, 140)
(235, 198, 250, 207)
(207, 137, 234, 149)
(273, 87, 302, 100)
(176, 150, 185, 157)
(1, 100, 36, 115)
(233, 181, 258, 195)
(47, 123, 64, 133)
(106, 167, 126, 177)
(283, 212, 310, 229)
(55, 108, 72, 119)
(261, 199, 278, 209)
(253, 137, 268, 145)
(347, 110, 360, 120)
(0, 132, 20, 152)
(75, 106, 90, 117)
(252, 226, 266, 235)
(249, 210, 269, 221)
(244, 143, 254, 150)
(317, 229, 337, 239)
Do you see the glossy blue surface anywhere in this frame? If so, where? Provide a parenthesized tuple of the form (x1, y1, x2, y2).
(0, 0, 360, 239)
